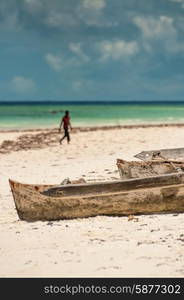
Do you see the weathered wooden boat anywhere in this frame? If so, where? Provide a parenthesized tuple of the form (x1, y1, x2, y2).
(134, 147, 184, 161)
(9, 174, 184, 221)
(117, 159, 184, 180)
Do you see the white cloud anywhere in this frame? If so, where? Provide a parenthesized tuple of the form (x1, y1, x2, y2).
(18, 0, 114, 29)
(98, 40, 139, 61)
(133, 15, 184, 53)
(81, 0, 106, 11)
(78, 0, 110, 27)
(133, 16, 176, 39)
(45, 11, 77, 27)
(12, 76, 36, 93)
(45, 53, 63, 71)
(69, 43, 89, 62)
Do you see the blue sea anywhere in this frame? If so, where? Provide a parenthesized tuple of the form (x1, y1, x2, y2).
(1, 101, 184, 130)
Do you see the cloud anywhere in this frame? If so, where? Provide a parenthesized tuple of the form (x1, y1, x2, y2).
(81, 0, 106, 11)
(12, 76, 36, 93)
(77, 0, 110, 27)
(45, 53, 63, 71)
(69, 43, 90, 62)
(1, 0, 105, 31)
(44, 11, 77, 27)
(0, 0, 20, 31)
(45, 50, 86, 72)
(133, 16, 176, 39)
(133, 15, 184, 53)
(97, 40, 139, 61)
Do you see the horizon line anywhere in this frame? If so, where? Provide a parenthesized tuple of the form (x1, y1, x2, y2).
(1, 100, 184, 105)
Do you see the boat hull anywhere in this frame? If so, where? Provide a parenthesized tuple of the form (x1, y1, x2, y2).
(9, 174, 184, 221)
(134, 147, 184, 161)
(117, 159, 184, 179)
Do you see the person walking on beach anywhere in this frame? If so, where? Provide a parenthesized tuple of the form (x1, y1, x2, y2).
(59, 110, 72, 144)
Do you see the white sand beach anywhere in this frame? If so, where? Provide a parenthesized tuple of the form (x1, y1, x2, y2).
(0, 125, 184, 277)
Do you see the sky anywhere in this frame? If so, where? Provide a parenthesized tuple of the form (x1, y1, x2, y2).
(1, 0, 184, 101)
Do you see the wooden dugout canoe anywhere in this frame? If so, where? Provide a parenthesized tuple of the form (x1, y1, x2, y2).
(9, 174, 184, 221)
(134, 147, 184, 161)
(117, 159, 184, 180)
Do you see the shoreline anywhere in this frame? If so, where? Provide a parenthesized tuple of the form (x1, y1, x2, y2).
(1, 122, 184, 133)
(1, 122, 184, 155)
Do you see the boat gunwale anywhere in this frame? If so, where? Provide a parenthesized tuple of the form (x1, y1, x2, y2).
(11, 183, 184, 200)
(9, 172, 184, 198)
(8, 173, 184, 188)
(117, 159, 184, 165)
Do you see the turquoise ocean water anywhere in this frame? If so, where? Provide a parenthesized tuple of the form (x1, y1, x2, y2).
(1, 101, 184, 130)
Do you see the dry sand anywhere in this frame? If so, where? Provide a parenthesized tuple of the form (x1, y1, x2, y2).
(0, 125, 184, 277)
